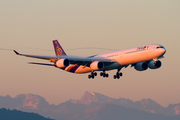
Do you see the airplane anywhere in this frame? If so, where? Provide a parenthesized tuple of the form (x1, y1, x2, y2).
(14, 40, 166, 79)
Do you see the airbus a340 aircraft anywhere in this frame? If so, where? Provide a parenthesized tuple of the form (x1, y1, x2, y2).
(14, 40, 166, 79)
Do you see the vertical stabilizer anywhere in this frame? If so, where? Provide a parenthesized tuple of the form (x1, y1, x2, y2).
(53, 40, 66, 56)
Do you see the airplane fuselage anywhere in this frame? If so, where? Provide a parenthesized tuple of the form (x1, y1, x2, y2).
(64, 44, 166, 73)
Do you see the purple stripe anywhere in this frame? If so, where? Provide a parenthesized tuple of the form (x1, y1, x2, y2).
(69, 65, 80, 73)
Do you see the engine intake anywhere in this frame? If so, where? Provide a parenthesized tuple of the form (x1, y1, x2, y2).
(134, 62, 148, 71)
(90, 61, 104, 70)
(56, 59, 70, 68)
(148, 60, 161, 69)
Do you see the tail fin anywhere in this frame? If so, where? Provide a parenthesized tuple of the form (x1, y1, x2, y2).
(53, 40, 66, 56)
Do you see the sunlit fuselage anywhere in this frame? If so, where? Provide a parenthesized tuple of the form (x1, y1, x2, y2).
(68, 44, 166, 73)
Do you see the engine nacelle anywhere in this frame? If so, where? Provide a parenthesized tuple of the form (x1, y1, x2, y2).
(56, 59, 70, 68)
(134, 62, 148, 71)
(90, 61, 104, 71)
(148, 60, 161, 69)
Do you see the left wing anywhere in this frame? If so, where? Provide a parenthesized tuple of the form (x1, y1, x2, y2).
(14, 50, 58, 62)
(13, 50, 115, 67)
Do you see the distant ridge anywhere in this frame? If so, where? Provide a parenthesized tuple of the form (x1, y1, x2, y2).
(0, 108, 54, 120)
(0, 91, 180, 120)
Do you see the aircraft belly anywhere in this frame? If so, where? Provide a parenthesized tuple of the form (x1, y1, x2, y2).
(64, 65, 91, 73)
(74, 66, 92, 73)
(65, 63, 122, 73)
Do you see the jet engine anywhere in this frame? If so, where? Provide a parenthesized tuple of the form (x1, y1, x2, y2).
(148, 60, 161, 69)
(90, 61, 104, 71)
(56, 59, 70, 68)
(134, 62, 148, 71)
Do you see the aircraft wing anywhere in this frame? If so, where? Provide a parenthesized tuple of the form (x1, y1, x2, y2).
(14, 50, 58, 62)
(13, 50, 115, 66)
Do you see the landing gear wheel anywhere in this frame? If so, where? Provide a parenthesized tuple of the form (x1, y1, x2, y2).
(100, 72, 103, 76)
(119, 72, 123, 76)
(94, 72, 97, 76)
(88, 75, 91, 79)
(113, 75, 116, 79)
(106, 74, 109, 78)
(91, 75, 94, 79)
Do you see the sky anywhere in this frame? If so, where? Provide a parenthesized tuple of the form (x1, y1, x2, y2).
(0, 0, 180, 107)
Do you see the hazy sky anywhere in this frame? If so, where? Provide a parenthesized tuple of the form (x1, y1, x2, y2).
(0, 0, 180, 107)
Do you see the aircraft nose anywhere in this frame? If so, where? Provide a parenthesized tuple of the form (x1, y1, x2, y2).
(161, 48, 166, 56)
(163, 48, 166, 54)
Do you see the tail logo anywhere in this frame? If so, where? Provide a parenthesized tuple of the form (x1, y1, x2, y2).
(56, 46, 62, 56)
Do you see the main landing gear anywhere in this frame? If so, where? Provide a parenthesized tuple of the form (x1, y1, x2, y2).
(100, 71, 109, 78)
(88, 71, 97, 79)
(88, 70, 109, 79)
(113, 69, 123, 79)
(88, 69, 123, 79)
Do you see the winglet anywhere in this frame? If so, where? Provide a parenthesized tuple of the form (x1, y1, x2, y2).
(13, 50, 20, 55)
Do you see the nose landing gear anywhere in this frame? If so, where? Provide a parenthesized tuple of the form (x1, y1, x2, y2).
(153, 58, 159, 66)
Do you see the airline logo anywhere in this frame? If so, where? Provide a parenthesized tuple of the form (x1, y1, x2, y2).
(137, 46, 149, 50)
(56, 46, 62, 56)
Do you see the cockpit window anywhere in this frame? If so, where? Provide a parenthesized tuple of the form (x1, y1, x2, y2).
(156, 46, 164, 49)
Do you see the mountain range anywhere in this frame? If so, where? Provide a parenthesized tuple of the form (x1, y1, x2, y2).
(0, 91, 180, 120)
